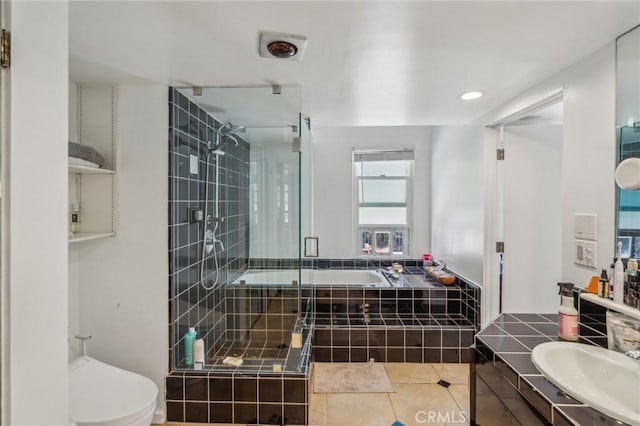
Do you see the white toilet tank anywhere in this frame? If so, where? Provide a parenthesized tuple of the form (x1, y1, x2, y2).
(69, 357, 158, 426)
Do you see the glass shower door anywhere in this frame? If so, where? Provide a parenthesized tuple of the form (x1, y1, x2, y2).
(169, 85, 307, 374)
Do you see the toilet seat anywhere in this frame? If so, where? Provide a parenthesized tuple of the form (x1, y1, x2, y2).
(69, 356, 158, 426)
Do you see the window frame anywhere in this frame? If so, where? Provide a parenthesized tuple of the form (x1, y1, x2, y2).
(352, 149, 414, 258)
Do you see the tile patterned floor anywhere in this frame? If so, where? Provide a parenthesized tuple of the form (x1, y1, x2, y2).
(164, 363, 482, 426)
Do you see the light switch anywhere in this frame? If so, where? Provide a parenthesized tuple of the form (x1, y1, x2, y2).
(575, 239, 597, 268)
(189, 155, 199, 175)
(574, 213, 597, 241)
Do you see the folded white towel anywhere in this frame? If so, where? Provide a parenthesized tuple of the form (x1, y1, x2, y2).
(69, 156, 101, 169)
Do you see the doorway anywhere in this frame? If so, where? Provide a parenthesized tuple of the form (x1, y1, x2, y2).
(487, 94, 564, 316)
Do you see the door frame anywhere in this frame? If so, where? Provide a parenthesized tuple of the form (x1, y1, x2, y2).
(0, 1, 8, 423)
(481, 88, 564, 326)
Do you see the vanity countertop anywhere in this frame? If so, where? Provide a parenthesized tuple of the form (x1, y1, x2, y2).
(475, 313, 631, 426)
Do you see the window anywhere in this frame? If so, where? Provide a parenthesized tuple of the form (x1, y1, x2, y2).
(353, 149, 413, 256)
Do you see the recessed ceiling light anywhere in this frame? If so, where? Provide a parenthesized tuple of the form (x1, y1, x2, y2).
(460, 91, 484, 101)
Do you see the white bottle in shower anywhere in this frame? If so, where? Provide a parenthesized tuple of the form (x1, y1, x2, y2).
(194, 338, 205, 367)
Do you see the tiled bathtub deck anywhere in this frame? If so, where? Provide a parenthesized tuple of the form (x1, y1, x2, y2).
(312, 268, 480, 364)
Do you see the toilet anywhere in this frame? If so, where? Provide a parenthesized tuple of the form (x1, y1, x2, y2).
(69, 356, 158, 426)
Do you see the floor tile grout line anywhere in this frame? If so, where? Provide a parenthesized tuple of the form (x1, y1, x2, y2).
(447, 385, 470, 423)
(386, 391, 400, 423)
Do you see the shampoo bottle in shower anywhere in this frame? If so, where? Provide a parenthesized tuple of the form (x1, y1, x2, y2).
(184, 327, 197, 366)
(194, 338, 205, 369)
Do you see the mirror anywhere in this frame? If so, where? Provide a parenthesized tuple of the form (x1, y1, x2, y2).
(616, 25, 640, 259)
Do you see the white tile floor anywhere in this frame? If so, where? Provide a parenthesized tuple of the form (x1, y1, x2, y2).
(165, 362, 473, 426)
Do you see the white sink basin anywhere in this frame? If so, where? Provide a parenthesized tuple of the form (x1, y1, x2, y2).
(531, 342, 640, 426)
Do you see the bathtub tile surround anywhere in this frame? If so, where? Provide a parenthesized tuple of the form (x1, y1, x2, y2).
(168, 88, 251, 369)
(474, 313, 625, 425)
(249, 257, 424, 269)
(312, 269, 480, 363)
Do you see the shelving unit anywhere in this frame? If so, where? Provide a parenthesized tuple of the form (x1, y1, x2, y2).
(68, 164, 114, 175)
(69, 232, 116, 244)
(68, 84, 119, 243)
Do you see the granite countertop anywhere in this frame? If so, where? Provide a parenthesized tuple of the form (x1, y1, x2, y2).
(475, 313, 630, 426)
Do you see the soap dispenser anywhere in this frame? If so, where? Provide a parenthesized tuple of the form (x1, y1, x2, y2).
(557, 283, 578, 342)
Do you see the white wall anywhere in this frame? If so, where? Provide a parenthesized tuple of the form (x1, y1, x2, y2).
(7, 1, 69, 424)
(432, 43, 617, 321)
(70, 85, 169, 418)
(490, 44, 616, 288)
(502, 124, 563, 312)
(312, 126, 431, 259)
(430, 125, 484, 285)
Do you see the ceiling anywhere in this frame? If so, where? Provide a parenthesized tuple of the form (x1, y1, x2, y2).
(69, 1, 640, 127)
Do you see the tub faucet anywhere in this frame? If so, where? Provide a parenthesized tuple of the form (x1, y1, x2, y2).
(378, 268, 399, 279)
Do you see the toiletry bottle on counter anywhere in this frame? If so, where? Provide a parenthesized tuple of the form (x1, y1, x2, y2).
(598, 269, 609, 298)
(557, 283, 578, 342)
(71, 203, 80, 234)
(184, 327, 197, 366)
(614, 242, 625, 304)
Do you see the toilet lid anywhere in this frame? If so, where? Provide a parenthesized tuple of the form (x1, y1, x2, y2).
(69, 357, 158, 426)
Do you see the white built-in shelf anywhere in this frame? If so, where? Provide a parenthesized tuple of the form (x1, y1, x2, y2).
(68, 164, 115, 175)
(68, 232, 115, 244)
(580, 293, 640, 321)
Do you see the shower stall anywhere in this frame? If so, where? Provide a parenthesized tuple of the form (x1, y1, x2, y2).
(168, 85, 311, 376)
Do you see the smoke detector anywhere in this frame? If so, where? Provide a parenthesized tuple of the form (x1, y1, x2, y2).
(259, 31, 307, 61)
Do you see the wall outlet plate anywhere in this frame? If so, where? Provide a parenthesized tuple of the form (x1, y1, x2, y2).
(574, 213, 597, 241)
(575, 239, 597, 268)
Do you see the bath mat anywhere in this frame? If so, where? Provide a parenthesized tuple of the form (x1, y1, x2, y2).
(313, 363, 393, 393)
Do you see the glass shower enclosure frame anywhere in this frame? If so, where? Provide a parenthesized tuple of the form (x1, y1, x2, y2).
(168, 85, 310, 375)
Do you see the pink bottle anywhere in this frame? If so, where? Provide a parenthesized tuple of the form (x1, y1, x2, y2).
(557, 283, 578, 341)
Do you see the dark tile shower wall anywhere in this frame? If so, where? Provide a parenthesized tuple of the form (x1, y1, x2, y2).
(168, 88, 250, 368)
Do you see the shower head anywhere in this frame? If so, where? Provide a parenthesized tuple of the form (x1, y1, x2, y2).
(222, 125, 246, 136)
(224, 134, 239, 146)
(213, 120, 241, 150)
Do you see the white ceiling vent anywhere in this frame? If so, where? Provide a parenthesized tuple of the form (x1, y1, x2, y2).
(259, 31, 307, 61)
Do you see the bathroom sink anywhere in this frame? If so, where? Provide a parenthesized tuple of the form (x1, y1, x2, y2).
(531, 342, 640, 426)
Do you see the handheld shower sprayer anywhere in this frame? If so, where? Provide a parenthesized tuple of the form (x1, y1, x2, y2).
(200, 119, 244, 290)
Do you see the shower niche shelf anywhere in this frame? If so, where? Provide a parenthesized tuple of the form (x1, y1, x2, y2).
(68, 84, 119, 243)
